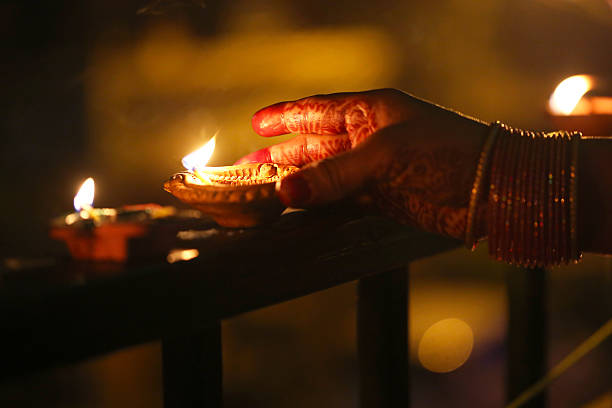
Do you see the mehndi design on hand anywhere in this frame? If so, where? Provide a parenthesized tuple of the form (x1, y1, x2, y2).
(237, 89, 488, 240)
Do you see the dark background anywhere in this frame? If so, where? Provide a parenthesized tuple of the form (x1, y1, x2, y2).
(1, 1, 611, 407)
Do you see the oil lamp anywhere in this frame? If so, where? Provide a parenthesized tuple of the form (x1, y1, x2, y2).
(50, 177, 146, 261)
(164, 136, 299, 227)
(51, 177, 201, 262)
(548, 74, 612, 135)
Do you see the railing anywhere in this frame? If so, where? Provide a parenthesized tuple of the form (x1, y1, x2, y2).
(0, 209, 547, 407)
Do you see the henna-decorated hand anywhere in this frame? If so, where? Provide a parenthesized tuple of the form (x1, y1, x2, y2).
(236, 89, 490, 240)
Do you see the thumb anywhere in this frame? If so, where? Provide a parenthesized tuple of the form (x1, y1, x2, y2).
(276, 141, 381, 207)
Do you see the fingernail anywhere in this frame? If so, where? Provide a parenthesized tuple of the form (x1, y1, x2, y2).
(233, 148, 271, 165)
(277, 174, 311, 207)
(251, 109, 267, 134)
(252, 103, 285, 136)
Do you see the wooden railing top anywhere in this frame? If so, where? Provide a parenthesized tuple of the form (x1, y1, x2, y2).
(0, 209, 457, 380)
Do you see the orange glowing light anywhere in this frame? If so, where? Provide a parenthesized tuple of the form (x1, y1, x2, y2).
(167, 248, 200, 263)
(182, 136, 217, 171)
(549, 75, 593, 115)
(74, 177, 95, 212)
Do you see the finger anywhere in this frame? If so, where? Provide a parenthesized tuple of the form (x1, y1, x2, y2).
(276, 135, 383, 207)
(234, 134, 351, 167)
(252, 94, 356, 137)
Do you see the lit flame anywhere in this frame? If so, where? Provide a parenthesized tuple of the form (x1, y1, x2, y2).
(74, 177, 95, 212)
(549, 75, 593, 115)
(182, 136, 216, 171)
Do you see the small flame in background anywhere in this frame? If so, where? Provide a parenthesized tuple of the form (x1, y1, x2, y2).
(182, 135, 217, 171)
(549, 74, 593, 115)
(74, 178, 95, 211)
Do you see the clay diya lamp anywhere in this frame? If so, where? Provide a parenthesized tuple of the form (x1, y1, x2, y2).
(164, 163, 299, 228)
(50, 178, 201, 262)
(50, 217, 146, 263)
(548, 74, 612, 135)
(164, 136, 299, 228)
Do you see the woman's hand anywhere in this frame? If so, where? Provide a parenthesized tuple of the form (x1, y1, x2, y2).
(236, 89, 416, 165)
(236, 89, 490, 240)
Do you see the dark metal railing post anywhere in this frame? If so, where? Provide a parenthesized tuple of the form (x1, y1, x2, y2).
(162, 323, 223, 408)
(506, 266, 547, 408)
(358, 266, 410, 407)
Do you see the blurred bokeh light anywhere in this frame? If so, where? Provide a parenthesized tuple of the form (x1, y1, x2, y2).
(418, 318, 474, 373)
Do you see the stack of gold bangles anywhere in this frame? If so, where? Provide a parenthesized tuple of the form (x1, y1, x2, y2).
(466, 121, 582, 267)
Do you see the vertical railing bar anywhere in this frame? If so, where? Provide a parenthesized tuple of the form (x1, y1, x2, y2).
(358, 266, 410, 407)
(506, 266, 547, 408)
(162, 322, 223, 408)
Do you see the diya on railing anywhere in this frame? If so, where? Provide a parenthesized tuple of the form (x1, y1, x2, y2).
(50, 178, 201, 262)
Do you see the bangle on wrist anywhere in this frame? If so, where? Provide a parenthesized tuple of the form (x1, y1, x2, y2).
(466, 121, 582, 267)
(465, 121, 500, 250)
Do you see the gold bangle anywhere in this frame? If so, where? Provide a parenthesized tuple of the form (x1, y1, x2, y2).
(466, 121, 500, 250)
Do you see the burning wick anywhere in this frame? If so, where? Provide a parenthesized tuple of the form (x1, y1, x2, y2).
(72, 177, 101, 223)
(549, 75, 593, 116)
(181, 136, 217, 183)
